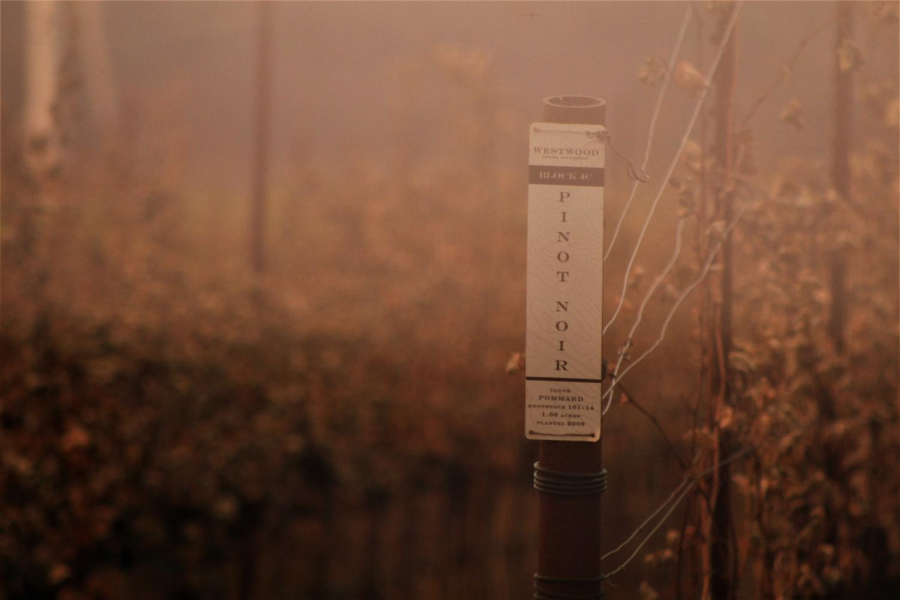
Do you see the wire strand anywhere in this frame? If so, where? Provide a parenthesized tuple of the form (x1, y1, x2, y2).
(603, 0, 744, 337)
(606, 216, 688, 404)
(601, 446, 755, 579)
(603, 202, 750, 412)
(601, 478, 690, 562)
(604, 5, 693, 262)
(603, 481, 695, 580)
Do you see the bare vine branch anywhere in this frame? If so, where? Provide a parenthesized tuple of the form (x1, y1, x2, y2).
(740, 14, 838, 128)
(605, 216, 687, 415)
(604, 0, 745, 337)
(604, 201, 751, 411)
(604, 6, 693, 261)
(602, 478, 691, 562)
(601, 446, 756, 579)
(618, 382, 690, 471)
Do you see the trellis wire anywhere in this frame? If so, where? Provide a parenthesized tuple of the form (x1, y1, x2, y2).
(604, 5, 693, 262)
(740, 13, 838, 128)
(603, 202, 751, 414)
(603, 477, 695, 581)
(606, 216, 688, 399)
(600, 446, 755, 580)
(601, 472, 692, 561)
(603, 0, 744, 337)
(600, 415, 874, 581)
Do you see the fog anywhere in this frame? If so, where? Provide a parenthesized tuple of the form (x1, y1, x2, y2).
(2, 2, 899, 600)
(5, 1, 896, 187)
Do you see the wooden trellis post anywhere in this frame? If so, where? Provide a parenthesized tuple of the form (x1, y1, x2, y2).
(527, 96, 607, 600)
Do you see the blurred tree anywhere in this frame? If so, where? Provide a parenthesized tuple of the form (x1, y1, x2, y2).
(72, 1, 119, 137)
(829, 2, 854, 354)
(23, 0, 62, 179)
(251, 1, 273, 277)
(709, 7, 739, 600)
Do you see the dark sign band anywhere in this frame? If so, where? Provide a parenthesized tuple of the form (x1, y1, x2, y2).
(528, 166, 605, 187)
(526, 376, 603, 384)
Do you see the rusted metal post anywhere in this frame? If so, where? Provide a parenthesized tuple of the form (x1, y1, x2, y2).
(534, 96, 606, 600)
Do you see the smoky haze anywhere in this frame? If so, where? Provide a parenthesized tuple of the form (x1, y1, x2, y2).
(1, 2, 899, 599)
(5, 1, 896, 189)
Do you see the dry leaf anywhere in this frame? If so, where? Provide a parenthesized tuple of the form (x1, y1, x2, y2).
(780, 98, 806, 130)
(868, 2, 899, 24)
(61, 423, 90, 452)
(729, 350, 757, 374)
(666, 528, 680, 545)
(886, 98, 900, 129)
(704, 1, 733, 17)
(640, 581, 660, 600)
(638, 57, 666, 85)
(838, 39, 863, 73)
(629, 266, 646, 290)
(674, 61, 707, 97)
(707, 219, 727, 239)
(213, 495, 238, 520)
(505, 351, 525, 374)
(717, 405, 734, 429)
(732, 474, 751, 494)
(48, 563, 72, 585)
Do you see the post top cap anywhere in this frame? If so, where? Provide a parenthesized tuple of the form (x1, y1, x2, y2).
(543, 95, 606, 109)
(542, 96, 606, 125)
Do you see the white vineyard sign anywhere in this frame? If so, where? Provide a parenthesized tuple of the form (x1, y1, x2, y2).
(526, 123, 604, 442)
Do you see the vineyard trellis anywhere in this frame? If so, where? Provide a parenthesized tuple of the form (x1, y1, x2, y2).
(572, 2, 899, 597)
(591, 3, 748, 589)
(1, 2, 897, 599)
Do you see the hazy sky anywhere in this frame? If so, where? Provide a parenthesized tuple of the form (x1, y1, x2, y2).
(3, 1, 898, 188)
